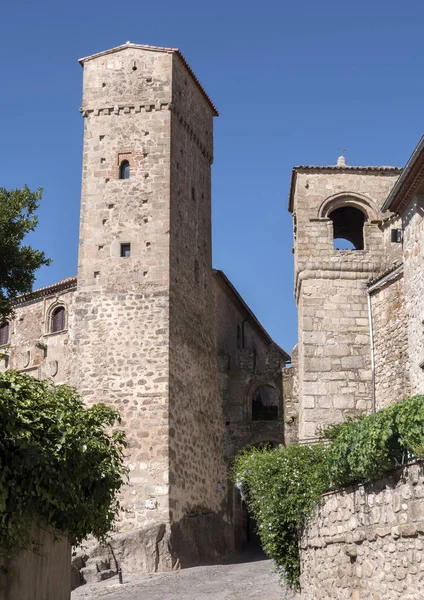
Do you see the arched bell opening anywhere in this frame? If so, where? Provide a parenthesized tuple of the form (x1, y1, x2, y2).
(329, 205, 366, 250)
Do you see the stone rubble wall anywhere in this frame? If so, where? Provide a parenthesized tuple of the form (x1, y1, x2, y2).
(71, 47, 178, 544)
(214, 274, 286, 460)
(168, 55, 228, 535)
(283, 344, 299, 445)
(299, 462, 424, 599)
(402, 195, 424, 396)
(370, 270, 411, 410)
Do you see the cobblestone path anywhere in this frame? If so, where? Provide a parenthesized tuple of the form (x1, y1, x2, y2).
(71, 552, 294, 600)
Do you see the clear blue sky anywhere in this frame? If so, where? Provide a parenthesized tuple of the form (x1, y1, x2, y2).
(1, 0, 423, 354)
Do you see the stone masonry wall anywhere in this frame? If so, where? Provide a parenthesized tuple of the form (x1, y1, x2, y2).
(299, 462, 424, 600)
(370, 270, 411, 410)
(402, 195, 424, 396)
(291, 168, 402, 439)
(214, 274, 286, 460)
(167, 55, 231, 563)
(71, 47, 174, 534)
(0, 282, 76, 383)
(283, 345, 299, 445)
(298, 275, 374, 439)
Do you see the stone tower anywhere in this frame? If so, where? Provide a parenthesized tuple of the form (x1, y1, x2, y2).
(71, 43, 230, 565)
(289, 159, 402, 440)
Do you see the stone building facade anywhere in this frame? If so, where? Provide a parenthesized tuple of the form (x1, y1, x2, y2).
(0, 43, 292, 572)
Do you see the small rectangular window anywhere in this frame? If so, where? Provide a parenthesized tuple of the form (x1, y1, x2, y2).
(120, 243, 131, 257)
(391, 229, 402, 243)
(192, 187, 196, 202)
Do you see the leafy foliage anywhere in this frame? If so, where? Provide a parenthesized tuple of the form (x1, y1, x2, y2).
(325, 395, 424, 488)
(233, 395, 424, 590)
(0, 371, 128, 558)
(0, 186, 51, 322)
(232, 443, 329, 590)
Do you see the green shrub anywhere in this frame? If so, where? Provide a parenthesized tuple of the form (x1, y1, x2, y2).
(0, 371, 128, 558)
(232, 443, 329, 590)
(233, 395, 424, 590)
(325, 395, 424, 488)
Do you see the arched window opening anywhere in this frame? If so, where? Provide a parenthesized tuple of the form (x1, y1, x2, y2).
(0, 322, 9, 346)
(119, 160, 130, 180)
(252, 385, 279, 421)
(329, 206, 365, 250)
(51, 307, 66, 333)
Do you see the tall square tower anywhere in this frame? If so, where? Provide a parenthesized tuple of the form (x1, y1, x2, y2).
(71, 43, 230, 566)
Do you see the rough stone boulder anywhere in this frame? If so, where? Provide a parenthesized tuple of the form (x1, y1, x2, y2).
(72, 523, 178, 590)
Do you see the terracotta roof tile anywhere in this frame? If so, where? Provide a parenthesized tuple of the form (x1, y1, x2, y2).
(14, 277, 77, 305)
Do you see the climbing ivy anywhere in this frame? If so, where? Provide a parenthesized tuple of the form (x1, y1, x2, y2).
(233, 395, 424, 591)
(0, 370, 128, 559)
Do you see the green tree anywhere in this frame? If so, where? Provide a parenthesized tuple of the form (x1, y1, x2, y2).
(0, 186, 50, 322)
(0, 371, 128, 559)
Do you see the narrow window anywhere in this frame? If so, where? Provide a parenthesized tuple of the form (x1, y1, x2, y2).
(391, 229, 402, 243)
(119, 160, 130, 180)
(194, 260, 199, 284)
(237, 325, 241, 350)
(0, 322, 9, 345)
(192, 187, 196, 202)
(120, 243, 131, 257)
(51, 307, 65, 333)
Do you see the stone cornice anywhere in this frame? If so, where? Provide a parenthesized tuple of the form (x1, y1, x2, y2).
(79, 103, 213, 163)
(13, 277, 77, 307)
(79, 103, 171, 117)
(295, 263, 381, 302)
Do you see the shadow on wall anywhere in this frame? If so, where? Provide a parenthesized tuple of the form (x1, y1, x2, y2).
(0, 524, 71, 600)
(252, 385, 280, 421)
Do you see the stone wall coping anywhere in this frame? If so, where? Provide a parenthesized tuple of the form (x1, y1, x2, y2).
(320, 459, 422, 499)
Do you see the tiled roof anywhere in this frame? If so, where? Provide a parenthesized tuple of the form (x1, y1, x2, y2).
(293, 165, 402, 172)
(78, 42, 219, 117)
(14, 277, 77, 305)
(367, 263, 403, 289)
(382, 135, 424, 213)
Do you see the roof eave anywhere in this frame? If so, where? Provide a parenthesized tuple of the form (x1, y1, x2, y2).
(381, 135, 424, 213)
(13, 277, 78, 306)
(214, 270, 291, 362)
(289, 165, 402, 213)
